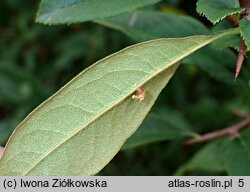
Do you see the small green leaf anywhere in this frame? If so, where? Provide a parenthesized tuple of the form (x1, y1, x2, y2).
(97, 10, 209, 41)
(196, 0, 244, 24)
(0, 29, 239, 175)
(122, 109, 191, 149)
(175, 140, 226, 175)
(225, 128, 250, 176)
(36, 0, 161, 25)
(240, 18, 250, 50)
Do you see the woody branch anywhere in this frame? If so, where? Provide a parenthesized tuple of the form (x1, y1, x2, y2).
(184, 116, 250, 145)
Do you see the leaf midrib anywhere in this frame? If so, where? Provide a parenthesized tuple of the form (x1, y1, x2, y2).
(24, 32, 237, 175)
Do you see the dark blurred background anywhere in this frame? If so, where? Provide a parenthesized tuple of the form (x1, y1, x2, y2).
(0, 0, 250, 175)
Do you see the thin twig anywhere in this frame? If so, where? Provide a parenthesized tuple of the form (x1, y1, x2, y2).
(184, 117, 250, 145)
(229, 108, 249, 118)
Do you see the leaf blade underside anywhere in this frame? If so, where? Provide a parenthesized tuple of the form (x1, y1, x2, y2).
(0, 29, 238, 175)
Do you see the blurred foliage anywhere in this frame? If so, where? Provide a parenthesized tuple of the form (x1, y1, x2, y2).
(0, 0, 250, 175)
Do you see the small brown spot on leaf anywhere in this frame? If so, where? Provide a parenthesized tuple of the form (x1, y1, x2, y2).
(132, 87, 145, 101)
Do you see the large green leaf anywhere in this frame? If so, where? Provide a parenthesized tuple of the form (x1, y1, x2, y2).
(97, 11, 209, 41)
(0, 29, 238, 175)
(240, 18, 250, 50)
(196, 0, 244, 24)
(36, 0, 161, 24)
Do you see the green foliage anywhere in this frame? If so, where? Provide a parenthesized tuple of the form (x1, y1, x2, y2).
(97, 10, 244, 86)
(1, 0, 250, 176)
(196, 0, 244, 24)
(240, 18, 250, 50)
(177, 129, 250, 176)
(176, 140, 226, 175)
(225, 128, 250, 175)
(184, 47, 243, 86)
(36, 0, 161, 24)
(97, 11, 209, 41)
(210, 20, 240, 50)
(0, 29, 238, 175)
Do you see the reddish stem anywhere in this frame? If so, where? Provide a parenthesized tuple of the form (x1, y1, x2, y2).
(184, 117, 250, 145)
